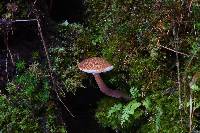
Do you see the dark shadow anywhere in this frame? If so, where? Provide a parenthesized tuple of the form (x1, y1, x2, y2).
(47, 0, 85, 23)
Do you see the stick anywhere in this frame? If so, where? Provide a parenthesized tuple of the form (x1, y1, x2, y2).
(176, 51, 183, 124)
(0, 19, 37, 25)
(36, 17, 75, 118)
(189, 86, 193, 133)
(159, 44, 190, 57)
(5, 55, 9, 82)
(156, 38, 190, 56)
(27, 0, 38, 17)
(4, 32, 15, 65)
(3, 31, 14, 82)
(13, 19, 37, 22)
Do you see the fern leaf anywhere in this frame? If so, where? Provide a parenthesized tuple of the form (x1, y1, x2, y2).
(121, 100, 141, 125)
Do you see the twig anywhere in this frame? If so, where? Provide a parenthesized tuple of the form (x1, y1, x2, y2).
(4, 31, 14, 82)
(188, 0, 193, 13)
(0, 19, 37, 25)
(188, 73, 200, 133)
(36, 17, 75, 118)
(159, 44, 190, 57)
(172, 22, 184, 127)
(27, 0, 38, 17)
(13, 19, 37, 22)
(5, 55, 9, 82)
(183, 44, 199, 133)
(176, 51, 183, 124)
(189, 94, 193, 132)
(189, 82, 193, 133)
(156, 38, 189, 56)
(4, 32, 14, 65)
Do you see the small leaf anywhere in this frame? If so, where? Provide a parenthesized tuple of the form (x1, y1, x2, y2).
(130, 87, 140, 98)
(143, 97, 152, 111)
(108, 103, 123, 117)
(121, 100, 141, 125)
(191, 84, 200, 92)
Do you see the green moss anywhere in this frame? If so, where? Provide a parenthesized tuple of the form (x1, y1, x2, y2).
(0, 63, 67, 132)
(84, 0, 200, 132)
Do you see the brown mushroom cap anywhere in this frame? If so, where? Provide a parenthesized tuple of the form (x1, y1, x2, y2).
(78, 57, 113, 74)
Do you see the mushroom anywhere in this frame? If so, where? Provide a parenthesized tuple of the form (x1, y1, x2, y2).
(78, 57, 130, 100)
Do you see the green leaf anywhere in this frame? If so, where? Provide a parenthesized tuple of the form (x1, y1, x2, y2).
(16, 60, 26, 71)
(191, 84, 200, 92)
(194, 22, 200, 30)
(121, 100, 141, 125)
(108, 103, 123, 117)
(143, 97, 152, 111)
(130, 87, 141, 99)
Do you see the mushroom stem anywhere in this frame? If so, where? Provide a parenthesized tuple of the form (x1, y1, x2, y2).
(93, 73, 130, 100)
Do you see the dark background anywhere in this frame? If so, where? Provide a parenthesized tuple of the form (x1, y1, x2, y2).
(47, 0, 85, 23)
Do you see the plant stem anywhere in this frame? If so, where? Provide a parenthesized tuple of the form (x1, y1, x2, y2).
(176, 51, 183, 125)
(189, 90, 193, 133)
(36, 16, 75, 117)
(93, 73, 130, 100)
(4, 32, 14, 65)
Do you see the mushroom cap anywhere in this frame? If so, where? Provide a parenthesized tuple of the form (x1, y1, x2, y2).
(78, 57, 113, 74)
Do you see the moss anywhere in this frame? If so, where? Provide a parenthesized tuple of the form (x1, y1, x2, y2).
(84, 0, 200, 132)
